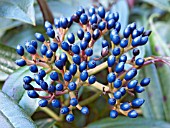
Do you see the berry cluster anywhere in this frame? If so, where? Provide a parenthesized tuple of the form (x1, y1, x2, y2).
(16, 6, 151, 122)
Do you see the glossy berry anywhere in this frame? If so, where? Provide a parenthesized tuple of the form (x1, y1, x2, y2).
(27, 90, 39, 98)
(23, 84, 34, 90)
(80, 14, 88, 24)
(131, 36, 142, 47)
(39, 99, 48, 107)
(67, 17, 73, 28)
(69, 63, 77, 75)
(68, 82, 77, 91)
(48, 85, 56, 93)
(90, 14, 98, 24)
(112, 47, 121, 56)
(70, 98, 78, 106)
(29, 64, 38, 73)
(110, 34, 120, 45)
(44, 21, 52, 30)
(67, 33, 75, 44)
(93, 29, 100, 40)
(102, 40, 109, 48)
(59, 52, 67, 63)
(132, 29, 139, 39)
(123, 27, 131, 38)
(26, 45, 36, 54)
(107, 19, 115, 29)
(38, 69, 46, 78)
(40, 44, 48, 55)
(34, 74, 42, 85)
(113, 79, 122, 88)
(135, 86, 145, 93)
(84, 32, 91, 42)
(124, 68, 137, 81)
(91, 23, 98, 30)
(71, 44, 80, 54)
(142, 30, 152, 37)
(50, 42, 58, 52)
(127, 80, 138, 89)
(64, 71, 72, 81)
(30, 40, 38, 49)
(15, 59, 26, 66)
(77, 29, 84, 40)
(81, 106, 89, 115)
(140, 78, 150, 86)
(115, 62, 125, 73)
(120, 38, 128, 48)
(56, 83, 64, 91)
(16, 45, 24, 56)
(107, 72, 116, 83)
(119, 55, 127, 62)
(120, 102, 131, 111)
(132, 98, 145, 107)
(50, 72, 58, 81)
(115, 22, 121, 32)
(60, 17, 68, 29)
(55, 60, 64, 70)
(54, 18, 60, 28)
(40, 81, 48, 90)
(98, 21, 106, 31)
(66, 114, 74, 122)
(108, 98, 116, 105)
(110, 110, 118, 118)
(135, 58, 144, 66)
(98, 6, 105, 18)
(129, 22, 136, 31)
(51, 99, 61, 108)
(88, 75, 96, 84)
(79, 61, 87, 72)
(128, 110, 138, 118)
(60, 106, 69, 114)
(35, 33, 45, 42)
(46, 50, 53, 58)
(137, 26, 144, 35)
(72, 54, 81, 65)
(23, 76, 32, 84)
(119, 87, 126, 96)
(88, 60, 96, 69)
(107, 55, 116, 67)
(80, 40, 88, 50)
(88, 6, 95, 16)
(46, 28, 55, 38)
(80, 70, 88, 81)
(114, 91, 122, 99)
(140, 36, 148, 45)
(133, 48, 140, 56)
(85, 48, 93, 56)
(61, 41, 70, 51)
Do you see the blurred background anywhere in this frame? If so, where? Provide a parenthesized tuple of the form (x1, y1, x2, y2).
(0, 0, 170, 127)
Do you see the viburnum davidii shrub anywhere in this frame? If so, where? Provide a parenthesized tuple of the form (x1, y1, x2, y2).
(16, 6, 159, 122)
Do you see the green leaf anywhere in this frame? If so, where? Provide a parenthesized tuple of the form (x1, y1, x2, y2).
(87, 116, 170, 128)
(0, 0, 35, 25)
(35, 118, 56, 128)
(0, 91, 37, 128)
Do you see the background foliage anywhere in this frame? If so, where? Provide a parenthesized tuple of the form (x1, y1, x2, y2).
(0, 0, 170, 127)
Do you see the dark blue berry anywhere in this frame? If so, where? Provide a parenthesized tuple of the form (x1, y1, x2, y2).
(84, 32, 91, 42)
(114, 22, 121, 32)
(68, 82, 77, 91)
(15, 59, 26, 66)
(107, 72, 116, 83)
(60, 17, 68, 29)
(137, 26, 144, 35)
(107, 55, 116, 67)
(60, 106, 69, 114)
(114, 91, 122, 99)
(108, 98, 116, 105)
(50, 42, 58, 52)
(129, 22, 136, 31)
(64, 71, 72, 81)
(135, 86, 145, 93)
(30, 64, 38, 73)
(98, 21, 106, 31)
(123, 27, 131, 38)
(23, 76, 32, 84)
(23, 84, 34, 90)
(69, 63, 77, 75)
(88, 6, 95, 16)
(35, 33, 45, 42)
(39, 99, 48, 107)
(133, 48, 140, 56)
(46, 28, 55, 38)
(88, 60, 96, 69)
(56, 83, 63, 91)
(46, 50, 53, 58)
(102, 40, 109, 48)
(81, 106, 89, 115)
(124, 68, 137, 81)
(72, 54, 81, 65)
(27, 90, 39, 98)
(127, 80, 138, 89)
(140, 78, 150, 86)
(30, 40, 38, 49)
(67, 17, 73, 28)
(119, 55, 127, 62)
(113, 12, 119, 21)
(85, 48, 93, 56)
(40, 44, 47, 55)
(61, 41, 70, 51)
(110, 110, 118, 118)
(98, 6, 105, 18)
(77, 29, 84, 40)
(80, 70, 88, 81)
(38, 69, 46, 78)
(135, 58, 144, 66)
(44, 21, 52, 30)
(110, 34, 120, 45)
(119, 87, 126, 96)
(132, 29, 139, 39)
(59, 52, 67, 63)
(142, 30, 152, 37)
(80, 40, 88, 50)
(52, 99, 61, 108)
(114, 79, 122, 88)
(90, 14, 98, 24)
(55, 60, 64, 70)
(128, 110, 138, 118)
(80, 14, 88, 24)
(88, 75, 96, 84)
(120, 102, 130, 111)
(66, 114, 74, 122)
(79, 61, 87, 72)
(50, 71, 58, 81)
(54, 18, 60, 28)
(40, 80, 48, 90)
(132, 98, 145, 107)
(67, 33, 75, 44)
(48, 85, 56, 93)
(26, 45, 36, 54)
(120, 38, 128, 48)
(140, 36, 148, 45)
(132, 36, 142, 47)
(112, 47, 121, 56)
(107, 19, 115, 29)
(115, 62, 125, 73)
(71, 44, 80, 54)
(16, 45, 24, 56)
(70, 98, 78, 106)
(93, 29, 100, 40)
(34, 74, 42, 85)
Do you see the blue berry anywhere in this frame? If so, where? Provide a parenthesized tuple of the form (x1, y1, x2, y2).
(129, 22, 136, 31)
(54, 18, 60, 28)
(52, 99, 61, 108)
(107, 72, 116, 83)
(88, 75, 96, 84)
(50, 71, 58, 81)
(80, 40, 88, 50)
(142, 30, 152, 37)
(67, 33, 75, 44)
(135, 58, 144, 66)
(61, 41, 70, 51)
(107, 55, 116, 67)
(72, 13, 80, 23)
(39, 99, 48, 107)
(27, 90, 39, 98)
(140, 36, 148, 45)
(119, 87, 126, 96)
(84, 32, 91, 42)
(40, 44, 48, 55)
(132, 29, 139, 39)
(98, 6, 105, 18)
(112, 47, 121, 56)
(30, 40, 38, 49)
(107, 19, 115, 29)
(23, 84, 34, 90)
(69, 63, 77, 75)
(98, 21, 106, 31)
(68, 82, 77, 91)
(16, 45, 24, 56)
(110, 34, 120, 45)
(55, 60, 64, 70)
(113, 12, 119, 21)
(23, 76, 32, 84)
(46, 50, 53, 58)
(110, 110, 118, 118)
(56, 83, 63, 91)
(44, 21, 52, 30)
(66, 114, 74, 122)
(88, 6, 95, 16)
(115, 62, 125, 73)
(46, 28, 55, 38)
(114, 91, 122, 99)
(26, 45, 36, 54)
(120, 102, 130, 111)
(72, 54, 81, 65)
(38, 69, 46, 78)
(59, 52, 67, 63)
(128, 110, 138, 118)
(133, 48, 140, 56)
(67, 17, 73, 28)
(90, 14, 98, 24)
(48, 85, 56, 93)
(71, 44, 80, 54)
(35, 33, 45, 42)
(79, 61, 87, 72)
(132, 98, 145, 107)
(85, 48, 93, 56)
(132, 36, 142, 47)
(135, 86, 145, 93)
(81, 106, 89, 115)
(119, 55, 127, 62)
(123, 27, 131, 38)
(92, 23, 98, 30)
(120, 38, 128, 48)
(108, 98, 116, 105)
(77, 29, 84, 40)
(30, 64, 38, 73)
(127, 80, 138, 89)
(93, 29, 100, 40)
(80, 14, 88, 24)
(80, 70, 88, 81)
(60, 17, 68, 29)
(102, 40, 109, 48)
(40, 81, 48, 90)
(113, 79, 122, 88)
(64, 71, 72, 81)
(88, 60, 96, 69)
(34, 74, 42, 85)
(78, 6, 85, 13)
(15, 59, 26, 66)
(137, 26, 144, 35)
(114, 22, 121, 32)
(140, 78, 150, 86)
(70, 98, 78, 106)
(60, 106, 69, 114)
(124, 68, 137, 81)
